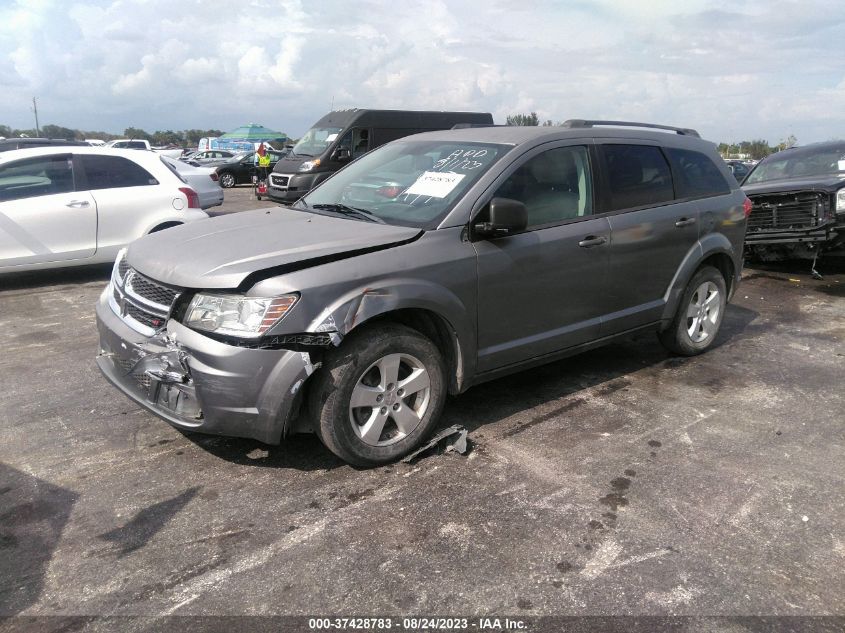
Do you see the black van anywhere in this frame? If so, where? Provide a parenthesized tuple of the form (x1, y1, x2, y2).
(266, 109, 494, 203)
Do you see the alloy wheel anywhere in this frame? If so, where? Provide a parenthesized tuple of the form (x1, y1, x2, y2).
(348, 353, 431, 447)
(686, 281, 721, 343)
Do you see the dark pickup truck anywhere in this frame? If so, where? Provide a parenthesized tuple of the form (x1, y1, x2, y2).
(743, 141, 845, 261)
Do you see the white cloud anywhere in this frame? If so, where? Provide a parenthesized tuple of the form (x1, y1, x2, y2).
(174, 57, 221, 84)
(0, 0, 843, 144)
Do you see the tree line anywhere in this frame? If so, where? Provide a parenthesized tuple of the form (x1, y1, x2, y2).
(505, 112, 797, 160)
(0, 124, 224, 147)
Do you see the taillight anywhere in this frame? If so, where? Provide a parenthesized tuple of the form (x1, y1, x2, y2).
(376, 185, 404, 198)
(179, 187, 200, 209)
(209, 172, 219, 182)
(743, 198, 753, 218)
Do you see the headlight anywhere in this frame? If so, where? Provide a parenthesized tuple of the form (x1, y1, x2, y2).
(836, 188, 845, 214)
(185, 293, 298, 338)
(298, 159, 320, 172)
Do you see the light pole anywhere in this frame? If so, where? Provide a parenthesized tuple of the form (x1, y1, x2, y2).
(32, 97, 40, 136)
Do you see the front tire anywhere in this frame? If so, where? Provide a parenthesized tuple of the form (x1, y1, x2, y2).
(219, 172, 236, 188)
(308, 323, 447, 467)
(658, 265, 727, 356)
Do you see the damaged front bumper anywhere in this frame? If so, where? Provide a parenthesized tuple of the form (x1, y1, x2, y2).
(95, 287, 323, 444)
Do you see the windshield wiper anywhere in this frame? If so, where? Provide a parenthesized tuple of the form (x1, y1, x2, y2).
(311, 203, 386, 224)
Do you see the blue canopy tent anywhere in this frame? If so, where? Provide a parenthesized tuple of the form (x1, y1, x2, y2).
(206, 124, 287, 152)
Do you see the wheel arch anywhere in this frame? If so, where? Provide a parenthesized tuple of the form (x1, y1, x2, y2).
(354, 307, 465, 395)
(147, 221, 182, 234)
(661, 233, 740, 326)
(298, 278, 476, 396)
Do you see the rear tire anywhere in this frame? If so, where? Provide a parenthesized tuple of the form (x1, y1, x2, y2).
(658, 266, 727, 356)
(308, 323, 447, 467)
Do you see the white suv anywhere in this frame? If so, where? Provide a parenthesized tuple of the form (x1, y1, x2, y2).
(0, 146, 209, 273)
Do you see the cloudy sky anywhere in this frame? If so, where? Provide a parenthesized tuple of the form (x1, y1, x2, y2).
(1, 0, 844, 144)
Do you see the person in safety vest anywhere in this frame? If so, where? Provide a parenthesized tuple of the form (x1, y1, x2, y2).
(257, 143, 271, 168)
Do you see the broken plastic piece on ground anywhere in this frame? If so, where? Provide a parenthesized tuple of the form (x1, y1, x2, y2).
(401, 425, 469, 464)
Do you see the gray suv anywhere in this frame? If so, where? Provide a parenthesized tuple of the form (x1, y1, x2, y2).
(96, 120, 749, 466)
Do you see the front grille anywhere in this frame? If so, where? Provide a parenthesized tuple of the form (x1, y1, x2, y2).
(110, 257, 181, 335)
(127, 272, 178, 308)
(270, 174, 289, 187)
(747, 191, 825, 231)
(125, 303, 167, 329)
(115, 357, 151, 390)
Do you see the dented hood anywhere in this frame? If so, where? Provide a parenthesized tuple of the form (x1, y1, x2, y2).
(126, 207, 421, 289)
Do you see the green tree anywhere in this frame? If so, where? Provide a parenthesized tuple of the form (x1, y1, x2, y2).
(41, 124, 80, 140)
(123, 127, 151, 141)
(182, 129, 224, 146)
(745, 139, 773, 160)
(506, 112, 539, 126)
(81, 130, 120, 141)
(151, 129, 183, 146)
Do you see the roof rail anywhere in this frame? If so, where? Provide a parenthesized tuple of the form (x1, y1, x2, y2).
(561, 119, 700, 138)
(451, 123, 499, 129)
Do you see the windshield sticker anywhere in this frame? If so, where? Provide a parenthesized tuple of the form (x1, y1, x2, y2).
(434, 148, 489, 171)
(325, 133, 339, 143)
(838, 160, 845, 171)
(404, 171, 466, 198)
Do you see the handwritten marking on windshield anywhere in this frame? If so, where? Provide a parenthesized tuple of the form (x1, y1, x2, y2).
(434, 149, 489, 171)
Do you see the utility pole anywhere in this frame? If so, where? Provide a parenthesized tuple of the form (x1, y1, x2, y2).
(32, 97, 40, 136)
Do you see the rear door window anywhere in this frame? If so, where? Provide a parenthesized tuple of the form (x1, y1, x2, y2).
(667, 148, 731, 198)
(0, 155, 75, 202)
(600, 144, 674, 211)
(80, 155, 158, 189)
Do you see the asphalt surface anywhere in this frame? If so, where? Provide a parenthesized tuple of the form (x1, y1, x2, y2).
(1, 190, 843, 626)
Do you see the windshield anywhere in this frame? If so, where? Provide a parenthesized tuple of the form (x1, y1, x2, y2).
(291, 127, 343, 157)
(745, 145, 845, 184)
(297, 140, 509, 228)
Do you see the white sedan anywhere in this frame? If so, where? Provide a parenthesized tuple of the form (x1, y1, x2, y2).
(0, 146, 209, 273)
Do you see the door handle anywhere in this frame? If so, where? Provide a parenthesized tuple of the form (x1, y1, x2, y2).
(66, 200, 90, 208)
(675, 217, 696, 227)
(578, 235, 607, 248)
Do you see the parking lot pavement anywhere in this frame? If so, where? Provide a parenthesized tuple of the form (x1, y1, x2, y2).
(207, 184, 279, 216)
(0, 253, 843, 620)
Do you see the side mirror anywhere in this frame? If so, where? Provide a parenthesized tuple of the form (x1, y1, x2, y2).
(334, 148, 351, 162)
(474, 197, 528, 238)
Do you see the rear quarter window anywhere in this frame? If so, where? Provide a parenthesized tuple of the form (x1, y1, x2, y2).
(666, 148, 731, 198)
(80, 155, 159, 190)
